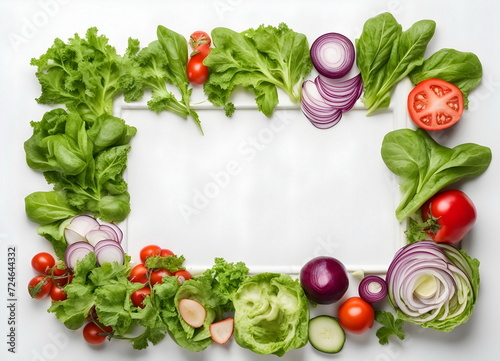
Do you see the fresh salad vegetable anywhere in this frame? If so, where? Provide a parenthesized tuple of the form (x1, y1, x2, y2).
(381, 128, 491, 221)
(409, 48, 483, 107)
(300, 256, 349, 304)
(406, 189, 477, 244)
(358, 275, 388, 303)
(203, 23, 312, 117)
(374, 310, 405, 345)
(408, 78, 464, 130)
(337, 297, 375, 334)
(301, 32, 363, 129)
(356, 13, 436, 115)
(187, 30, 211, 85)
(386, 241, 480, 332)
(308, 315, 345, 354)
(309, 32, 355, 79)
(24, 108, 135, 239)
(233, 273, 309, 356)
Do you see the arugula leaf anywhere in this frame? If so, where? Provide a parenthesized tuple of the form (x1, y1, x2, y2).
(381, 128, 491, 221)
(203, 23, 312, 116)
(409, 48, 483, 106)
(375, 310, 405, 345)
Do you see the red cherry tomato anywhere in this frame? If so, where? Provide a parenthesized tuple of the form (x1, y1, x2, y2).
(51, 267, 72, 286)
(150, 268, 172, 285)
(31, 252, 56, 275)
(422, 189, 476, 244)
(408, 78, 464, 131)
(191, 43, 211, 59)
(82, 322, 111, 345)
(131, 286, 151, 309)
(189, 30, 211, 49)
(338, 297, 374, 334)
(174, 269, 192, 283)
(140, 245, 162, 264)
(160, 249, 175, 257)
(28, 276, 53, 299)
(128, 264, 149, 284)
(50, 285, 67, 301)
(187, 53, 209, 85)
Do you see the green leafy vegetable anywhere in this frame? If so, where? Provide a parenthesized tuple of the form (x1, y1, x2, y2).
(125, 27, 202, 133)
(375, 310, 405, 345)
(356, 13, 436, 115)
(409, 48, 483, 106)
(24, 108, 135, 223)
(30, 27, 135, 124)
(381, 128, 492, 221)
(145, 254, 186, 273)
(203, 23, 312, 116)
(233, 272, 309, 356)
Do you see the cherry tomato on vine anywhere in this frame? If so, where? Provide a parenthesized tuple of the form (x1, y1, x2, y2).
(131, 286, 151, 308)
(150, 268, 172, 285)
(31, 252, 56, 275)
(187, 53, 209, 85)
(51, 267, 72, 286)
(189, 30, 211, 49)
(140, 245, 162, 264)
(408, 78, 464, 131)
(50, 285, 67, 301)
(129, 264, 149, 284)
(422, 189, 476, 245)
(82, 322, 112, 345)
(28, 276, 53, 299)
(338, 297, 374, 334)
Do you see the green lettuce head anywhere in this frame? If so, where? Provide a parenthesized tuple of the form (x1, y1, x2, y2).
(233, 272, 309, 356)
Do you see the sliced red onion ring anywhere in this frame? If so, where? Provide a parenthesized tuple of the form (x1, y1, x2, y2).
(315, 73, 363, 112)
(358, 275, 388, 303)
(85, 229, 116, 246)
(65, 241, 95, 270)
(301, 80, 343, 129)
(99, 222, 123, 243)
(64, 215, 100, 244)
(310, 32, 355, 79)
(94, 239, 124, 266)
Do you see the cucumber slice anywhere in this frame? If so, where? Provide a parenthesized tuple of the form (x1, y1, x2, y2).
(308, 315, 346, 354)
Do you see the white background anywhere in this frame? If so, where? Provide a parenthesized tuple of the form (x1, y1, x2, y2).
(1, 0, 499, 360)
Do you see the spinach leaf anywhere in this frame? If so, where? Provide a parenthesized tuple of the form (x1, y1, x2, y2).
(203, 23, 312, 117)
(24, 191, 78, 225)
(409, 48, 483, 106)
(381, 128, 492, 221)
(356, 13, 436, 115)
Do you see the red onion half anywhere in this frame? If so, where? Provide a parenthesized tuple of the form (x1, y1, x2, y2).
(386, 241, 479, 331)
(310, 33, 355, 79)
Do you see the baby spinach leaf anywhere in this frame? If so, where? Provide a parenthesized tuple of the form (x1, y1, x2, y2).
(381, 128, 492, 221)
(356, 13, 435, 115)
(409, 48, 483, 106)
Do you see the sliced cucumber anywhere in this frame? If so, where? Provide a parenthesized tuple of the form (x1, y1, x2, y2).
(308, 315, 345, 354)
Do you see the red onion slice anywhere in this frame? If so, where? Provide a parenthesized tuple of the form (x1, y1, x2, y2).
(99, 222, 123, 243)
(310, 33, 355, 79)
(65, 241, 95, 270)
(358, 275, 388, 303)
(301, 80, 343, 129)
(94, 239, 124, 266)
(315, 73, 363, 112)
(85, 229, 116, 247)
(64, 215, 100, 244)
